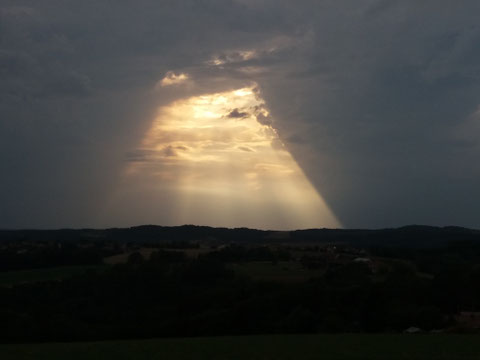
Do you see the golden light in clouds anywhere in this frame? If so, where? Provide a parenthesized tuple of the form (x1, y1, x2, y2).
(158, 71, 189, 87)
(107, 86, 340, 230)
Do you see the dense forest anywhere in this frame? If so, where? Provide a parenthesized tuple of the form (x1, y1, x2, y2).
(1, 225, 480, 342)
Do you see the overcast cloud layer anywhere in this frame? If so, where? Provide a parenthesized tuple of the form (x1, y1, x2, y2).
(1, 0, 480, 229)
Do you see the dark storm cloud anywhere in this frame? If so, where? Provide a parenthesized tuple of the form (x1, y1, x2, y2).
(1, 0, 480, 229)
(227, 108, 249, 119)
(255, 0, 480, 228)
(286, 134, 306, 145)
(255, 113, 273, 126)
(0, 0, 285, 228)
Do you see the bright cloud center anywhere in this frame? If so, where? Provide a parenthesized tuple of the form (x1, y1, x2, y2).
(105, 87, 340, 230)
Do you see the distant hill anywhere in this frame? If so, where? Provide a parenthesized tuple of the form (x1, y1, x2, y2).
(1, 224, 479, 248)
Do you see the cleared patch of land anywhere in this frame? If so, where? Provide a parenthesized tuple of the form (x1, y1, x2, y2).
(1, 334, 480, 360)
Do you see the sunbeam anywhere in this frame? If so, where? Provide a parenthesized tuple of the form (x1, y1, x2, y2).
(104, 86, 340, 230)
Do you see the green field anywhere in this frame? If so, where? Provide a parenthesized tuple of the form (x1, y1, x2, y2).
(1, 334, 480, 360)
(0, 265, 107, 287)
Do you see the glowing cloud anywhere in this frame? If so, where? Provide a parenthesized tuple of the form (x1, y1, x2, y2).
(158, 71, 189, 87)
(207, 50, 258, 66)
(106, 86, 340, 230)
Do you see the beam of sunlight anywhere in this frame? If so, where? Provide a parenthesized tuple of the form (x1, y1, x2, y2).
(104, 86, 341, 230)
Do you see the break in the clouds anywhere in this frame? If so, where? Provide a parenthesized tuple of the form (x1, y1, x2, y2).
(107, 87, 339, 230)
(1, 0, 480, 229)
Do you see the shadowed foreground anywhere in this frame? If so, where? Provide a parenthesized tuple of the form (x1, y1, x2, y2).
(2, 334, 480, 360)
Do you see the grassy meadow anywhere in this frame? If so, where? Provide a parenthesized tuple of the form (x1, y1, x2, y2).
(1, 334, 480, 360)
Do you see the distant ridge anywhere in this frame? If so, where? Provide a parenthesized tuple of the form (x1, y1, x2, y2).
(1, 224, 479, 248)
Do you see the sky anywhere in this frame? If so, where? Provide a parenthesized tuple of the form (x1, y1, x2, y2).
(1, 0, 480, 230)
